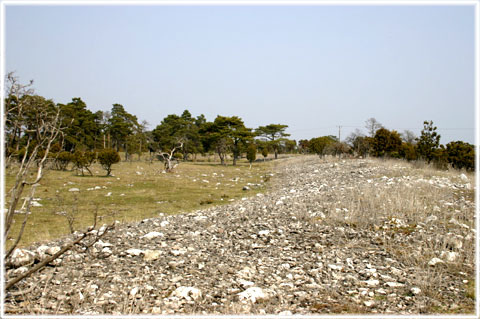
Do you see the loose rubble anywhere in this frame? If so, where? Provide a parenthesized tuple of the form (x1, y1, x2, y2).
(5, 156, 475, 315)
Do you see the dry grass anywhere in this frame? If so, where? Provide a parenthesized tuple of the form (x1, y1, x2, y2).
(320, 157, 476, 313)
(5, 153, 277, 248)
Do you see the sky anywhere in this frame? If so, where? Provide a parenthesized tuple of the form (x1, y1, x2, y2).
(3, 2, 477, 144)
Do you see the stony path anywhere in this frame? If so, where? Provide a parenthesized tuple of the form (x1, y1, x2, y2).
(5, 156, 476, 315)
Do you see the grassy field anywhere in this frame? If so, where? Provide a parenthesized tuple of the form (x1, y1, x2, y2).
(5, 153, 278, 248)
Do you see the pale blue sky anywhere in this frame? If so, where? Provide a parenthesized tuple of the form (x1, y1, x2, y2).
(4, 3, 476, 144)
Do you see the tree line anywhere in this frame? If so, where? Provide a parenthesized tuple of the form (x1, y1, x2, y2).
(4, 74, 474, 173)
(4, 75, 298, 173)
(299, 118, 475, 171)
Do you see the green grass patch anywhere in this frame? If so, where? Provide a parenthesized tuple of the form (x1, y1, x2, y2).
(5, 156, 275, 248)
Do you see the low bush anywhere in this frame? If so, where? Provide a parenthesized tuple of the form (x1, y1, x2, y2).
(97, 149, 120, 176)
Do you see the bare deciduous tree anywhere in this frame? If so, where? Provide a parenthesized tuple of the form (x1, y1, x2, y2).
(401, 130, 417, 144)
(365, 117, 383, 137)
(4, 74, 62, 259)
(157, 140, 184, 172)
(3, 73, 116, 291)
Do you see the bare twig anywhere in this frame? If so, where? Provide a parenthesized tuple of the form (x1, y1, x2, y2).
(5, 220, 115, 291)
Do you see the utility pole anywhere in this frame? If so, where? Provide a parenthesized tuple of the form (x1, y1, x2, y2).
(337, 125, 342, 142)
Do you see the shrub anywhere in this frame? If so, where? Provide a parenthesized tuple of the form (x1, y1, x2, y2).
(446, 141, 475, 171)
(416, 120, 440, 163)
(372, 128, 402, 157)
(72, 151, 96, 175)
(98, 149, 121, 176)
(50, 143, 62, 153)
(173, 152, 183, 160)
(432, 146, 448, 170)
(261, 148, 268, 160)
(55, 151, 73, 170)
(247, 144, 256, 165)
(399, 142, 417, 161)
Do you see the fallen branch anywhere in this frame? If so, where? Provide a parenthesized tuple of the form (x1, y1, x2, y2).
(5, 221, 115, 291)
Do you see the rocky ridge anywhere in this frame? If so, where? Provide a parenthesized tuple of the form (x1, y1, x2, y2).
(5, 156, 476, 315)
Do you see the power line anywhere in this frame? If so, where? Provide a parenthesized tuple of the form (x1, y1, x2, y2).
(289, 126, 474, 133)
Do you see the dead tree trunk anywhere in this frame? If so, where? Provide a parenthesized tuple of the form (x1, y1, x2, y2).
(157, 141, 183, 172)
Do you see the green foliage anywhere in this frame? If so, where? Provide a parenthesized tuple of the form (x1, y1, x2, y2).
(416, 121, 441, 163)
(282, 139, 297, 153)
(55, 151, 73, 170)
(199, 115, 253, 165)
(255, 124, 289, 159)
(72, 151, 96, 176)
(325, 142, 350, 157)
(309, 136, 337, 155)
(16, 143, 45, 162)
(432, 145, 449, 170)
(246, 144, 257, 164)
(152, 110, 204, 160)
(261, 147, 269, 159)
(174, 152, 183, 160)
(50, 143, 62, 153)
(108, 104, 140, 152)
(353, 136, 373, 157)
(446, 141, 475, 171)
(372, 128, 402, 157)
(5, 92, 58, 153)
(97, 149, 121, 176)
(59, 98, 100, 152)
(298, 139, 310, 154)
(399, 142, 417, 161)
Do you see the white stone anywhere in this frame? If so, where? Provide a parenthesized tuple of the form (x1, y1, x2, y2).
(237, 287, 267, 303)
(130, 287, 139, 297)
(239, 280, 255, 288)
(160, 220, 169, 227)
(328, 264, 344, 271)
(10, 249, 35, 267)
(411, 287, 421, 295)
(126, 249, 144, 256)
(141, 231, 164, 239)
(36, 245, 50, 259)
(385, 282, 405, 287)
(425, 215, 438, 223)
(170, 249, 186, 256)
(364, 279, 380, 287)
(364, 300, 375, 307)
(376, 288, 387, 295)
(440, 251, 459, 262)
(68, 188, 80, 192)
(460, 173, 469, 182)
(12, 266, 29, 275)
(428, 257, 444, 266)
(144, 250, 162, 261)
(46, 246, 61, 255)
(172, 286, 202, 301)
(95, 240, 113, 248)
(258, 230, 270, 236)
